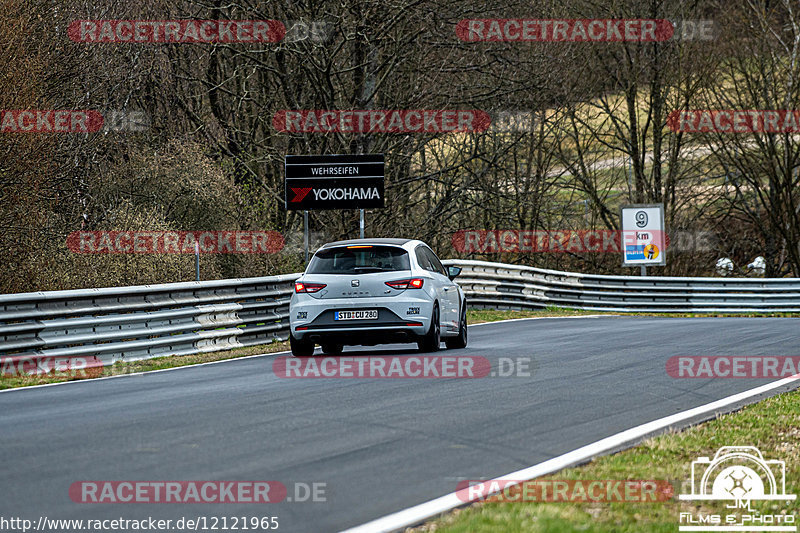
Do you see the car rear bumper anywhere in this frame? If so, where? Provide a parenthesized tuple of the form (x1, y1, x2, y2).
(297, 327, 425, 345)
(290, 296, 432, 344)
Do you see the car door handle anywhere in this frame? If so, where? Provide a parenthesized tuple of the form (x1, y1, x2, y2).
(444, 287, 454, 291)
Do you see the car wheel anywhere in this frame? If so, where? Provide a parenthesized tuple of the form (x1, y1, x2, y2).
(445, 302, 468, 349)
(417, 303, 441, 352)
(321, 343, 343, 355)
(290, 332, 315, 357)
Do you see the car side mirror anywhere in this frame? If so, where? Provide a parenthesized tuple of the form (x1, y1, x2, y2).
(447, 266, 462, 280)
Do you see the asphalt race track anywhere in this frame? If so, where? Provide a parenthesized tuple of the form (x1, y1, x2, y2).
(1, 317, 799, 532)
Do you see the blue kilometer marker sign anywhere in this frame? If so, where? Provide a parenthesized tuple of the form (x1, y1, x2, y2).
(620, 204, 666, 266)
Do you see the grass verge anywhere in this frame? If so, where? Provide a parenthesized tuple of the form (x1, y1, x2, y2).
(412, 387, 800, 532)
(467, 307, 602, 324)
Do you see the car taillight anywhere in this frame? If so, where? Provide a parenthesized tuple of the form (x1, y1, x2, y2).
(295, 282, 326, 293)
(385, 278, 424, 290)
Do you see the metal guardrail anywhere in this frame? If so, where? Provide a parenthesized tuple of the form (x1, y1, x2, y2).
(2, 260, 798, 375)
(442, 259, 800, 313)
(0, 274, 299, 375)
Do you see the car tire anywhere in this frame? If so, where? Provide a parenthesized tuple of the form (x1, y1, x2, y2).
(321, 343, 343, 355)
(445, 302, 468, 349)
(290, 332, 315, 357)
(417, 303, 441, 352)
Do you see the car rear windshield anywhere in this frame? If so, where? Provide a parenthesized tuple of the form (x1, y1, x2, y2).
(307, 246, 410, 274)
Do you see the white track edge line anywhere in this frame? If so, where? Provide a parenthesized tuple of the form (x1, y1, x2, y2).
(0, 349, 292, 393)
(470, 314, 613, 326)
(340, 376, 800, 533)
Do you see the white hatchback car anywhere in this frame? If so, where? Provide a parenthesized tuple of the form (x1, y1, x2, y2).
(289, 238, 467, 356)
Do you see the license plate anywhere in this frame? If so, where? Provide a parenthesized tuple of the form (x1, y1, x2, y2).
(334, 310, 378, 321)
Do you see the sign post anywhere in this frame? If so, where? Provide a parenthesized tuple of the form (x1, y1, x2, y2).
(195, 240, 200, 281)
(303, 210, 309, 265)
(620, 204, 666, 274)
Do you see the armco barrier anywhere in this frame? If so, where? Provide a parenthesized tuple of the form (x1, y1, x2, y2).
(0, 274, 299, 375)
(442, 259, 800, 313)
(2, 261, 799, 375)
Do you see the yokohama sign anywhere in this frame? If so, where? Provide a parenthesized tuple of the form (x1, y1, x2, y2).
(285, 154, 384, 210)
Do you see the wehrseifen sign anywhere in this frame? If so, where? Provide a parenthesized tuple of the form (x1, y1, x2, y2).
(285, 154, 385, 210)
